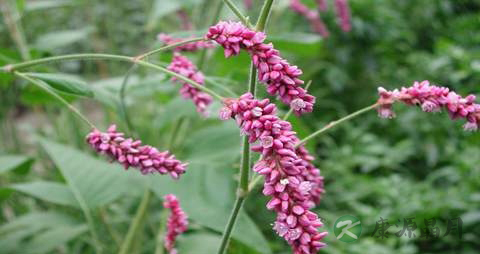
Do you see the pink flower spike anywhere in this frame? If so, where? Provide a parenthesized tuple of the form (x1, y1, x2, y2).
(206, 21, 316, 115)
(86, 124, 187, 179)
(167, 53, 213, 116)
(376, 80, 480, 131)
(220, 93, 327, 253)
(163, 194, 188, 254)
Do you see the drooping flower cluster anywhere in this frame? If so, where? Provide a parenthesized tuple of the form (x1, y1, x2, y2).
(206, 21, 316, 115)
(219, 93, 327, 253)
(377, 80, 480, 131)
(295, 143, 325, 206)
(289, 0, 330, 37)
(334, 0, 351, 32)
(158, 33, 215, 52)
(86, 125, 187, 179)
(167, 53, 213, 115)
(163, 194, 189, 254)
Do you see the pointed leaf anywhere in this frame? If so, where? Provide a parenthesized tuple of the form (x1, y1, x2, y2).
(25, 73, 93, 97)
(0, 155, 33, 175)
(8, 181, 77, 207)
(150, 162, 271, 254)
(23, 225, 88, 254)
(39, 139, 146, 208)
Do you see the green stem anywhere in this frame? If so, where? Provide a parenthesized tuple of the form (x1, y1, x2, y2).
(14, 72, 96, 129)
(216, 196, 245, 254)
(3, 53, 224, 101)
(217, 4, 269, 251)
(135, 37, 205, 60)
(118, 190, 152, 254)
(222, 0, 252, 27)
(217, 55, 258, 254)
(255, 0, 275, 31)
(296, 103, 379, 147)
(119, 65, 137, 134)
(283, 80, 312, 120)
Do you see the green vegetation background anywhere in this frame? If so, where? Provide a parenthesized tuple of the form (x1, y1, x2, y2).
(0, 0, 479, 253)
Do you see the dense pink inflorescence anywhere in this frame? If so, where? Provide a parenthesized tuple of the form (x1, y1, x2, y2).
(86, 125, 187, 179)
(289, 0, 330, 37)
(219, 93, 327, 253)
(377, 80, 480, 131)
(157, 33, 215, 52)
(206, 21, 316, 115)
(295, 143, 325, 206)
(334, 0, 351, 32)
(167, 53, 213, 115)
(163, 194, 189, 254)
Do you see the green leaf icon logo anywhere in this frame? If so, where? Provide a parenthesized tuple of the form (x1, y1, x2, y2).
(334, 215, 362, 243)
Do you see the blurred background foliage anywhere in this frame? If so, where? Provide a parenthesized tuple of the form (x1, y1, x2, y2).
(0, 0, 479, 253)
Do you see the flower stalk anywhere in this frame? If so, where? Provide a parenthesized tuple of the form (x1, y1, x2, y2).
(217, 1, 274, 253)
(296, 103, 379, 147)
(222, 0, 252, 27)
(118, 190, 152, 254)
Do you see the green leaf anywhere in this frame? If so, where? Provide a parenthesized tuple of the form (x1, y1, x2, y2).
(177, 232, 222, 253)
(25, 0, 74, 11)
(8, 181, 77, 207)
(150, 162, 271, 254)
(0, 155, 33, 175)
(34, 27, 93, 51)
(0, 212, 79, 253)
(184, 121, 241, 164)
(39, 139, 146, 209)
(25, 73, 93, 97)
(23, 225, 88, 254)
(146, 1, 182, 30)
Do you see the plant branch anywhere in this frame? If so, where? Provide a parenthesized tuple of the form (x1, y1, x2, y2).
(134, 37, 205, 61)
(119, 65, 137, 135)
(217, 1, 277, 251)
(14, 72, 97, 129)
(255, 0, 275, 31)
(3, 53, 225, 101)
(222, 0, 252, 27)
(216, 196, 244, 254)
(296, 103, 379, 147)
